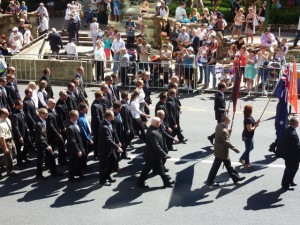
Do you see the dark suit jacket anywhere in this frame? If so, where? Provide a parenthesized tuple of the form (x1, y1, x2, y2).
(214, 91, 226, 122)
(55, 99, 69, 132)
(47, 32, 63, 51)
(98, 120, 119, 157)
(40, 75, 54, 99)
(155, 100, 169, 126)
(23, 96, 37, 131)
(103, 94, 112, 109)
(159, 121, 174, 152)
(112, 84, 120, 101)
(11, 109, 27, 141)
(6, 82, 18, 109)
(191, 35, 200, 54)
(66, 122, 84, 157)
(166, 97, 178, 128)
(144, 125, 167, 162)
(74, 73, 87, 98)
(283, 126, 300, 162)
(46, 108, 61, 143)
(66, 90, 78, 111)
(120, 100, 134, 133)
(0, 86, 10, 112)
(35, 118, 49, 150)
(112, 112, 125, 143)
(91, 99, 104, 136)
(142, 79, 152, 105)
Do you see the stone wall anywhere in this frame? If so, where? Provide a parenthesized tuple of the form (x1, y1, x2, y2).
(0, 13, 39, 39)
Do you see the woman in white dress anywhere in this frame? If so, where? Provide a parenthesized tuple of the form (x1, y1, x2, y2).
(89, 17, 99, 50)
(94, 40, 106, 83)
(23, 24, 32, 45)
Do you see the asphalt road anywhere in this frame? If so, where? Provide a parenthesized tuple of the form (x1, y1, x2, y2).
(0, 84, 299, 225)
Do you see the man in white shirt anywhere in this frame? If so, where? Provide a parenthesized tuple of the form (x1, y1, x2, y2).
(65, 38, 78, 59)
(37, 13, 49, 36)
(35, 2, 49, 18)
(0, 108, 17, 176)
(175, 2, 187, 22)
(111, 32, 125, 73)
(177, 26, 190, 47)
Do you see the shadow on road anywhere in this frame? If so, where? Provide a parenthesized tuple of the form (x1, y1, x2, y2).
(166, 164, 214, 210)
(103, 175, 164, 209)
(237, 154, 277, 174)
(216, 175, 264, 199)
(244, 189, 285, 210)
(175, 146, 213, 165)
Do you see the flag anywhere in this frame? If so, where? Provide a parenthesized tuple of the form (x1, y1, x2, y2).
(274, 73, 288, 137)
(230, 62, 241, 114)
(288, 62, 298, 113)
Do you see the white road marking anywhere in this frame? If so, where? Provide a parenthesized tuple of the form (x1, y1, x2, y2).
(128, 155, 285, 168)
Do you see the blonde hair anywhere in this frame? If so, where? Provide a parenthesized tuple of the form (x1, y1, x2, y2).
(28, 81, 36, 89)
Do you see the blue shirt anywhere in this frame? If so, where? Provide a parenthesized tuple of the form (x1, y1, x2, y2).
(184, 54, 195, 68)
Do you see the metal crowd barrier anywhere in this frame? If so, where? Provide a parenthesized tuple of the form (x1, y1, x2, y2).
(0, 52, 289, 95)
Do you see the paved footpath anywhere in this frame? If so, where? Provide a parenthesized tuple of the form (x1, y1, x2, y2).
(0, 84, 300, 225)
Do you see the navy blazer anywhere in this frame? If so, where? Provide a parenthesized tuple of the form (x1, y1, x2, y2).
(98, 120, 119, 157)
(66, 122, 84, 156)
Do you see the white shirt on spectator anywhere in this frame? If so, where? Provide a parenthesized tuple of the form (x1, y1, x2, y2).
(9, 32, 23, 45)
(111, 38, 125, 53)
(130, 97, 143, 119)
(65, 42, 78, 56)
(23, 29, 31, 45)
(175, 6, 186, 22)
(37, 17, 49, 32)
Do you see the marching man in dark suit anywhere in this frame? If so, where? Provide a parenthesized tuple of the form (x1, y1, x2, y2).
(98, 110, 123, 186)
(208, 82, 228, 145)
(91, 90, 105, 159)
(47, 98, 67, 165)
(35, 108, 61, 180)
(281, 117, 300, 191)
(206, 115, 245, 187)
(67, 110, 85, 182)
(55, 90, 69, 141)
(11, 99, 30, 167)
(39, 68, 54, 99)
(137, 117, 174, 188)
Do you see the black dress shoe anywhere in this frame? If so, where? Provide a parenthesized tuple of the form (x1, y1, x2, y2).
(163, 182, 174, 188)
(282, 186, 294, 191)
(16, 162, 27, 168)
(121, 155, 131, 160)
(51, 172, 63, 177)
(290, 182, 297, 187)
(206, 181, 219, 187)
(180, 140, 187, 144)
(59, 161, 69, 166)
(36, 175, 47, 180)
(68, 177, 80, 182)
(24, 158, 32, 164)
(207, 136, 214, 145)
(164, 167, 169, 172)
(136, 183, 149, 189)
(169, 148, 178, 151)
(234, 176, 246, 184)
(100, 181, 111, 186)
(108, 178, 116, 183)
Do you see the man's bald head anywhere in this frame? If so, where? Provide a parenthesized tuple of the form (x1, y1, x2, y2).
(151, 117, 161, 128)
